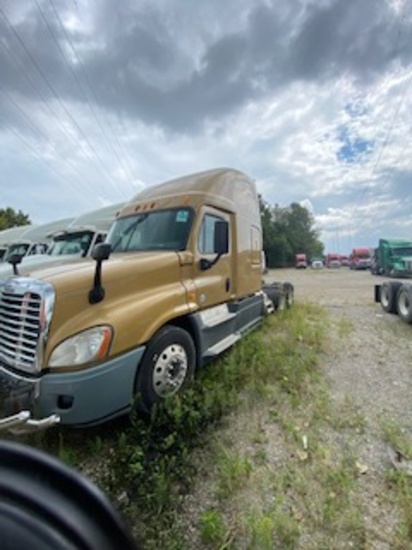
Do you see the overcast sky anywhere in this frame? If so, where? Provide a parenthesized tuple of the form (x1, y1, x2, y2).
(1, 0, 411, 253)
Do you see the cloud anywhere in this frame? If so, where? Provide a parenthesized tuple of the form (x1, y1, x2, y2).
(0, 0, 411, 255)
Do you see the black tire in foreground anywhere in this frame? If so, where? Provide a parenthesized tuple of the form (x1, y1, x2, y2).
(135, 325, 196, 413)
(0, 441, 139, 550)
(380, 281, 402, 314)
(396, 284, 412, 324)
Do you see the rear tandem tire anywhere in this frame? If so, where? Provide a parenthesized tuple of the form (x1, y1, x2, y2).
(262, 282, 294, 310)
(380, 281, 402, 314)
(284, 282, 294, 308)
(396, 284, 412, 324)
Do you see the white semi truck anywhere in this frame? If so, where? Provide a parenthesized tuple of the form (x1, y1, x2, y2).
(0, 203, 124, 279)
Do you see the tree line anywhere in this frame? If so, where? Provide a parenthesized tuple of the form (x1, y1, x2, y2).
(260, 197, 324, 268)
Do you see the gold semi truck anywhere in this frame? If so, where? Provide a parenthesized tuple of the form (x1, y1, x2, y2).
(0, 168, 292, 432)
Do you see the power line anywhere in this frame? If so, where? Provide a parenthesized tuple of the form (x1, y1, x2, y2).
(0, 38, 105, 194)
(34, 0, 136, 190)
(341, 1, 411, 248)
(48, 0, 138, 185)
(0, 6, 124, 198)
(1, 89, 95, 197)
(356, 0, 411, 206)
(3, 121, 92, 197)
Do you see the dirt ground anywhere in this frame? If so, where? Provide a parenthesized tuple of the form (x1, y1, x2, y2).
(265, 267, 412, 431)
(266, 267, 412, 549)
(171, 266, 412, 549)
(265, 265, 376, 306)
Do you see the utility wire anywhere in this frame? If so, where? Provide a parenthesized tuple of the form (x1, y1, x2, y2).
(34, 0, 136, 192)
(48, 0, 138, 185)
(1, 89, 94, 197)
(356, 0, 411, 206)
(4, 120, 97, 201)
(343, 1, 411, 250)
(0, 38, 103, 194)
(0, 6, 124, 197)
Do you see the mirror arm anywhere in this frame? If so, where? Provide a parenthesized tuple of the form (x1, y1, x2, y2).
(89, 260, 105, 304)
(200, 252, 222, 271)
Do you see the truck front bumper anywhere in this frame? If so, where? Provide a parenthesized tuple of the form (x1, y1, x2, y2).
(0, 346, 145, 433)
(0, 371, 59, 433)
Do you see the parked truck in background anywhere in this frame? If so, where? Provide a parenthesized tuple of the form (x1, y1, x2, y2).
(0, 168, 293, 432)
(349, 247, 371, 270)
(0, 224, 33, 261)
(295, 253, 307, 268)
(371, 239, 412, 278)
(339, 254, 349, 267)
(326, 253, 341, 268)
(0, 203, 124, 280)
(47, 202, 124, 257)
(2, 218, 75, 264)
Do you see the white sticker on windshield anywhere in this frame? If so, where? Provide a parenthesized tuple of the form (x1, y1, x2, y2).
(176, 210, 189, 223)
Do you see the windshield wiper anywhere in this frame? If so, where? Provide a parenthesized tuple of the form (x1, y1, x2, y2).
(111, 214, 148, 252)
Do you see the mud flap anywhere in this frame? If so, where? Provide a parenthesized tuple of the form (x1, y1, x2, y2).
(374, 284, 381, 303)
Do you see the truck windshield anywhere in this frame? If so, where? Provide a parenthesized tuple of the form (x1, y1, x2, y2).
(4, 243, 30, 261)
(107, 208, 194, 253)
(47, 231, 94, 257)
(394, 247, 412, 256)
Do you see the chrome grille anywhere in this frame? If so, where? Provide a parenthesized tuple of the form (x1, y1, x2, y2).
(0, 279, 54, 373)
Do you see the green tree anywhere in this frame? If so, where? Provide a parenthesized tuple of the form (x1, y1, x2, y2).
(260, 198, 324, 268)
(0, 207, 31, 230)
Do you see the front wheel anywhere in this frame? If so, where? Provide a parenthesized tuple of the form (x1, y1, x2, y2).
(135, 325, 195, 413)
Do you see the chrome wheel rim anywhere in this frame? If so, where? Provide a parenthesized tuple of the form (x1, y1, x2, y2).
(152, 344, 188, 397)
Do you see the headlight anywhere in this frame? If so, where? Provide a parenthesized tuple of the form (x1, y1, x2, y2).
(49, 326, 113, 367)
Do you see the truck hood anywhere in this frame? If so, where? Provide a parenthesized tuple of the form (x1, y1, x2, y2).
(39, 251, 190, 359)
(393, 255, 412, 269)
(3, 251, 186, 293)
(0, 254, 84, 280)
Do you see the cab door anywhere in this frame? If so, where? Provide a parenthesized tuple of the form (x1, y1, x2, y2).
(192, 207, 233, 309)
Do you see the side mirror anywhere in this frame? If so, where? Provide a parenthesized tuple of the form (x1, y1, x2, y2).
(89, 243, 112, 304)
(92, 243, 112, 262)
(8, 253, 23, 276)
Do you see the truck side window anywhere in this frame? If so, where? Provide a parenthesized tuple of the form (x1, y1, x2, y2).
(198, 214, 224, 254)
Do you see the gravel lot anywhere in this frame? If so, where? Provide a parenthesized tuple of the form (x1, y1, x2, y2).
(174, 267, 412, 549)
(266, 267, 412, 549)
(266, 267, 412, 432)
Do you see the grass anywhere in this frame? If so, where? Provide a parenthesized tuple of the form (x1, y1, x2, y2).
(381, 417, 412, 548)
(4, 302, 407, 548)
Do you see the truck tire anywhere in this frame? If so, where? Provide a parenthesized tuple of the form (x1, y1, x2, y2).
(380, 281, 402, 314)
(396, 284, 412, 324)
(284, 282, 294, 308)
(262, 283, 285, 310)
(135, 325, 195, 413)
